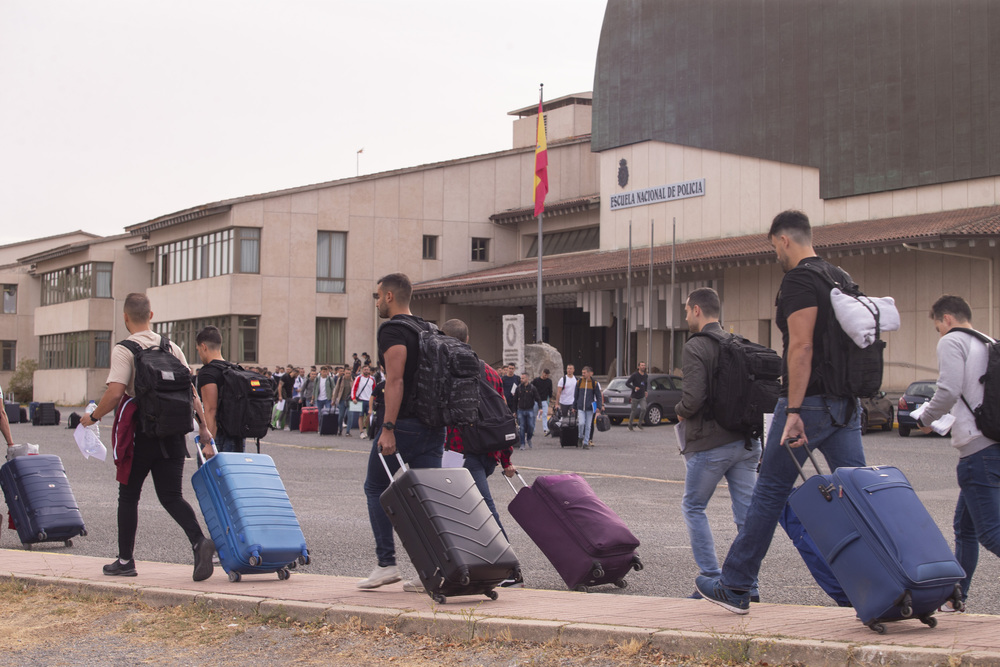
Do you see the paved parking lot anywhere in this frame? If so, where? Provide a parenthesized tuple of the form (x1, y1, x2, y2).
(4, 415, 997, 615)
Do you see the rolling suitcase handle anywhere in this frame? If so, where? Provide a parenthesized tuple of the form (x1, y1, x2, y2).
(194, 436, 218, 465)
(503, 472, 530, 493)
(785, 437, 836, 502)
(378, 452, 408, 483)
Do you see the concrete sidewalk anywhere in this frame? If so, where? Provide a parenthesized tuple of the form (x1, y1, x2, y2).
(4, 548, 999, 666)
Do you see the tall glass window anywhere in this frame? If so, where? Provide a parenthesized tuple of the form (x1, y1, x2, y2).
(1, 340, 14, 371)
(317, 231, 347, 293)
(154, 228, 260, 286)
(40, 263, 114, 306)
(2, 285, 16, 314)
(238, 316, 259, 363)
(315, 318, 345, 365)
(153, 315, 257, 363)
(38, 331, 112, 369)
(471, 237, 490, 262)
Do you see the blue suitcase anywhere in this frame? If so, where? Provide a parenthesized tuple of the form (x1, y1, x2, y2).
(787, 445, 964, 633)
(1, 455, 87, 547)
(191, 449, 310, 582)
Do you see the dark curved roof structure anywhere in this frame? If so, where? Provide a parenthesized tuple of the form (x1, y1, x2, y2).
(592, 0, 1000, 200)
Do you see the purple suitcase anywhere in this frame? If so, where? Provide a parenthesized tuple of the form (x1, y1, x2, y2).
(507, 473, 642, 591)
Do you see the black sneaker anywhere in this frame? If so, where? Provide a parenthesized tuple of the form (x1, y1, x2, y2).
(193, 537, 216, 582)
(103, 559, 137, 577)
(695, 575, 749, 614)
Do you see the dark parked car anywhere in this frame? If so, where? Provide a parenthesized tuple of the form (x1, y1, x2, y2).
(601, 373, 683, 426)
(860, 391, 894, 434)
(897, 380, 939, 437)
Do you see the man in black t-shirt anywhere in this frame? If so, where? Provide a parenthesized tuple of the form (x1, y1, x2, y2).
(501, 363, 518, 413)
(276, 369, 296, 429)
(625, 362, 648, 431)
(357, 272, 446, 590)
(531, 369, 553, 435)
(195, 326, 245, 453)
(695, 210, 866, 615)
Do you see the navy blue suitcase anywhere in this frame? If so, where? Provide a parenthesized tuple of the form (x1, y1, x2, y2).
(787, 446, 964, 633)
(0, 455, 87, 547)
(191, 450, 310, 582)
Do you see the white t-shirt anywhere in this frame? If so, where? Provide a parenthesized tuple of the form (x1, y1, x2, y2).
(557, 375, 578, 406)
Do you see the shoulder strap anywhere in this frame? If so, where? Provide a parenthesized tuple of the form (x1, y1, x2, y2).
(951, 327, 996, 345)
(689, 328, 727, 343)
(117, 339, 142, 356)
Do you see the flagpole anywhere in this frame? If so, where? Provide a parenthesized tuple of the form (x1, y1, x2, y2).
(535, 83, 546, 343)
(647, 220, 653, 371)
(669, 217, 676, 372)
(626, 221, 632, 373)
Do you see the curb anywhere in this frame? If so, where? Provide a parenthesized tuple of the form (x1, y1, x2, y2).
(8, 573, 1000, 666)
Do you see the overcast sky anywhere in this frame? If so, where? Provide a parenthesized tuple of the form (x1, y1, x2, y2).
(0, 1, 606, 246)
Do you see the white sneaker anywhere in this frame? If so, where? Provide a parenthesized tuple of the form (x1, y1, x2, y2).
(360, 432, 368, 440)
(356, 564, 401, 589)
(402, 578, 425, 593)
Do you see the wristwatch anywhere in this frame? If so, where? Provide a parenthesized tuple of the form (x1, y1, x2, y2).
(785, 407, 802, 414)
(383, 422, 395, 431)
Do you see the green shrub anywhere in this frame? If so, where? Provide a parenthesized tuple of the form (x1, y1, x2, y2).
(9, 358, 37, 403)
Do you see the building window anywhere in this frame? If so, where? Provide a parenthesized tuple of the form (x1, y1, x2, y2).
(2, 285, 15, 314)
(422, 235, 438, 260)
(38, 331, 112, 369)
(525, 226, 601, 258)
(154, 315, 257, 363)
(1, 341, 14, 371)
(154, 228, 260, 286)
(315, 318, 345, 365)
(40, 262, 114, 306)
(317, 231, 347, 293)
(471, 237, 490, 262)
(238, 316, 259, 363)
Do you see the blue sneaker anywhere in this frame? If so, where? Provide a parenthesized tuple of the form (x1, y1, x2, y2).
(695, 575, 750, 614)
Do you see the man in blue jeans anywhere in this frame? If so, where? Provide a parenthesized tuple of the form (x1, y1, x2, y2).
(358, 273, 446, 589)
(513, 372, 541, 450)
(675, 287, 760, 602)
(696, 210, 866, 614)
(918, 294, 1000, 610)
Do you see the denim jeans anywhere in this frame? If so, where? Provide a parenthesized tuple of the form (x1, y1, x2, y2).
(316, 399, 331, 414)
(216, 432, 245, 453)
(954, 443, 1000, 600)
(464, 452, 508, 540)
(337, 400, 349, 434)
(683, 438, 761, 595)
(363, 417, 445, 567)
(719, 396, 865, 592)
(535, 400, 549, 429)
(577, 409, 595, 444)
(517, 409, 535, 447)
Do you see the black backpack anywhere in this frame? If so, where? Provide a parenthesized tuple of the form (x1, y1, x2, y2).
(213, 360, 275, 440)
(380, 318, 481, 428)
(798, 262, 885, 398)
(119, 336, 193, 438)
(461, 363, 519, 455)
(953, 328, 1000, 442)
(690, 328, 782, 444)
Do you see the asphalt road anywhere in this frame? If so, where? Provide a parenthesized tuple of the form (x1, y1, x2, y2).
(4, 415, 997, 615)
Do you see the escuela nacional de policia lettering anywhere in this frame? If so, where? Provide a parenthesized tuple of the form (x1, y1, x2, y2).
(2, 0, 999, 404)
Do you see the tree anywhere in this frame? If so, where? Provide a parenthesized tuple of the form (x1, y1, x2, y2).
(9, 358, 37, 403)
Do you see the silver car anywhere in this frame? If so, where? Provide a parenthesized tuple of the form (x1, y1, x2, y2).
(601, 374, 683, 426)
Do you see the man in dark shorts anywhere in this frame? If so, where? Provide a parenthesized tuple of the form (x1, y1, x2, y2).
(695, 210, 866, 614)
(357, 273, 446, 589)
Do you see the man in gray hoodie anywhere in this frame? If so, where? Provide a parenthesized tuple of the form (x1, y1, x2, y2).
(919, 294, 999, 610)
(675, 287, 760, 602)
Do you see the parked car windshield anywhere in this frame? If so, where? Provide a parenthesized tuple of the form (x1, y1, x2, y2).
(906, 382, 937, 398)
(606, 378, 629, 392)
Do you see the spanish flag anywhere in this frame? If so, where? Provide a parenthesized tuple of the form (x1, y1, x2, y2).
(533, 99, 548, 217)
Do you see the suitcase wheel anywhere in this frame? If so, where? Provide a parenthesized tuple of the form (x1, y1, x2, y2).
(228, 571, 242, 583)
(64, 539, 73, 548)
(485, 590, 498, 601)
(632, 555, 644, 571)
(868, 622, 886, 634)
(591, 565, 605, 579)
(80, 528, 88, 537)
(249, 554, 261, 566)
(298, 553, 310, 566)
(37, 531, 47, 542)
(432, 593, 447, 604)
(460, 573, 471, 587)
(574, 585, 589, 593)
(614, 579, 628, 589)
(277, 568, 291, 580)
(920, 615, 937, 628)
(287, 561, 296, 570)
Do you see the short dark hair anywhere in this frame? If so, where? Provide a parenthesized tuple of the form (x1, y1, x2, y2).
(930, 295, 972, 322)
(687, 287, 721, 318)
(582, 366, 593, 373)
(542, 368, 550, 374)
(377, 273, 413, 304)
(441, 318, 469, 343)
(124, 293, 151, 323)
(768, 209, 812, 244)
(195, 325, 223, 349)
